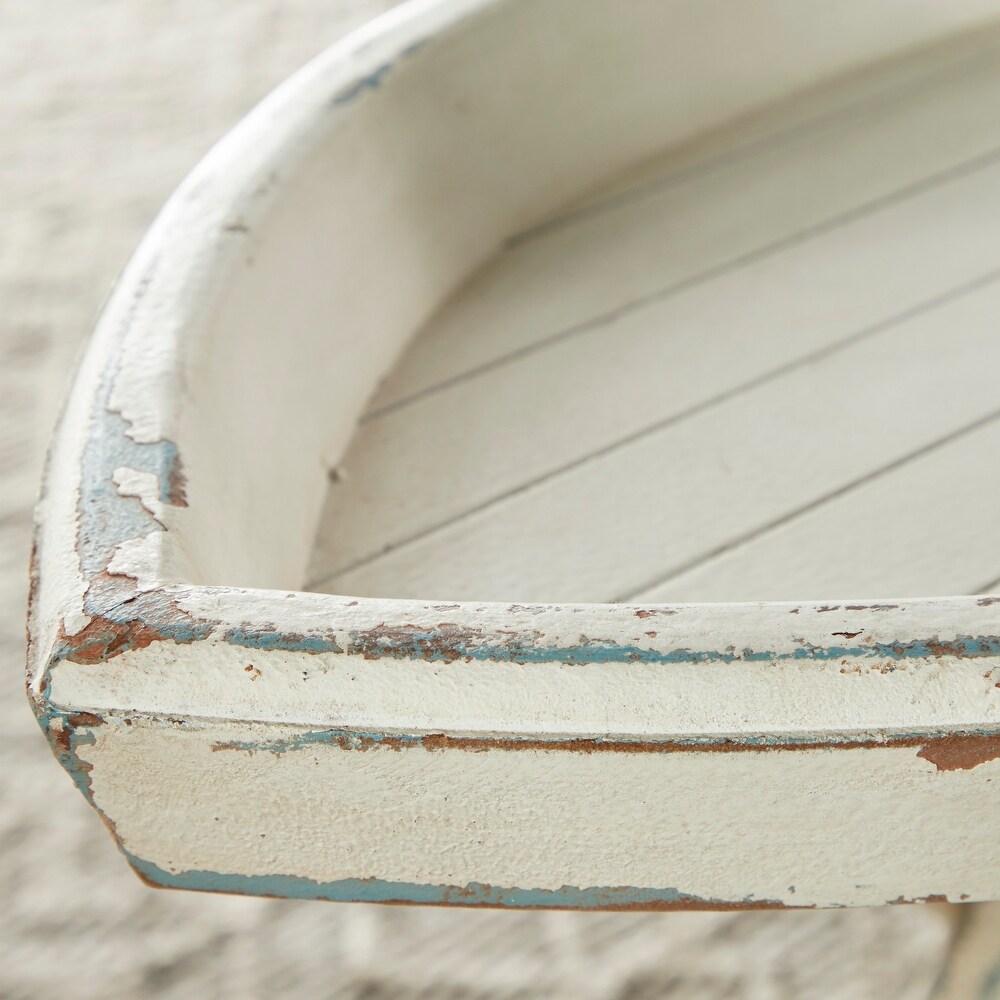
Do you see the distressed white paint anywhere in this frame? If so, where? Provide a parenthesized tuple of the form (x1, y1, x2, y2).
(81, 718, 1000, 909)
(40, 595, 1000, 736)
(26, 0, 1000, 910)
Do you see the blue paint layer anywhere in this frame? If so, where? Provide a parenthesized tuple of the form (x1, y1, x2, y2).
(330, 63, 393, 105)
(218, 728, 424, 754)
(35, 706, 98, 800)
(225, 627, 342, 654)
(341, 630, 1000, 667)
(211, 724, 1000, 757)
(78, 362, 184, 585)
(126, 854, 783, 909)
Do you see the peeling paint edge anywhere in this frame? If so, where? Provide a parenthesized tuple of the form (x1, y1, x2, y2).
(42, 707, 987, 910)
(53, 613, 1000, 668)
(124, 855, 960, 910)
(40, 706, 1000, 766)
(125, 854, 812, 910)
(34, 702, 102, 800)
(207, 724, 1000, 770)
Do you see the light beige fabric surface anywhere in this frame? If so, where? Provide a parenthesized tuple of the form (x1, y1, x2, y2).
(0, 2, 982, 996)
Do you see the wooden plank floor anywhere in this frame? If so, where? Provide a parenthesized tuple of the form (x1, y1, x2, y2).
(307, 24, 1000, 607)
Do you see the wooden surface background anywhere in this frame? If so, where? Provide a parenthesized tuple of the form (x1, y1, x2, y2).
(2, 2, 997, 996)
(308, 22, 1000, 610)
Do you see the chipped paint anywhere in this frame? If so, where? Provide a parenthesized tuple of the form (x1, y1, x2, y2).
(126, 854, 809, 911)
(330, 62, 394, 105)
(32, 245, 1000, 910)
(208, 725, 1000, 769)
(34, 703, 102, 800)
(77, 363, 184, 584)
(66, 711, 104, 728)
(56, 613, 185, 665)
(337, 626, 1000, 667)
(52, 579, 212, 665)
(54, 605, 1000, 672)
(224, 626, 342, 654)
(917, 734, 1000, 772)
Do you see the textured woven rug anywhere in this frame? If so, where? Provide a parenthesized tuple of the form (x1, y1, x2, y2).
(0, 2, 990, 996)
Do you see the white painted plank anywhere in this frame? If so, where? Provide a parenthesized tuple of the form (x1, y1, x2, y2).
(509, 27, 1000, 246)
(318, 279, 1000, 602)
(628, 417, 1000, 604)
(365, 38, 1000, 416)
(90, 719, 1000, 911)
(309, 158, 1000, 583)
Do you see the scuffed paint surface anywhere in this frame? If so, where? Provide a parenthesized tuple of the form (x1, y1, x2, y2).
(53, 605, 1000, 672)
(77, 359, 187, 584)
(46, 343, 212, 670)
(32, 347, 1000, 909)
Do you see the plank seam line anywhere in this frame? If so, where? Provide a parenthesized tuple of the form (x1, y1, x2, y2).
(505, 44, 1000, 248)
(618, 405, 1000, 602)
(308, 266, 1000, 591)
(363, 142, 1000, 424)
(971, 574, 1000, 596)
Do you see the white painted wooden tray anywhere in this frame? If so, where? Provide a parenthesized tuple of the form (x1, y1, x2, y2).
(27, 0, 1000, 910)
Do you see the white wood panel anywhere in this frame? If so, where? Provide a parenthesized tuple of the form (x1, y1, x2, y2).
(315, 279, 1000, 602)
(365, 32, 1000, 416)
(630, 416, 1000, 604)
(309, 34, 1000, 594)
(509, 27, 1000, 247)
(310, 156, 1000, 582)
(88, 719, 1000, 911)
(310, 34, 1000, 605)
